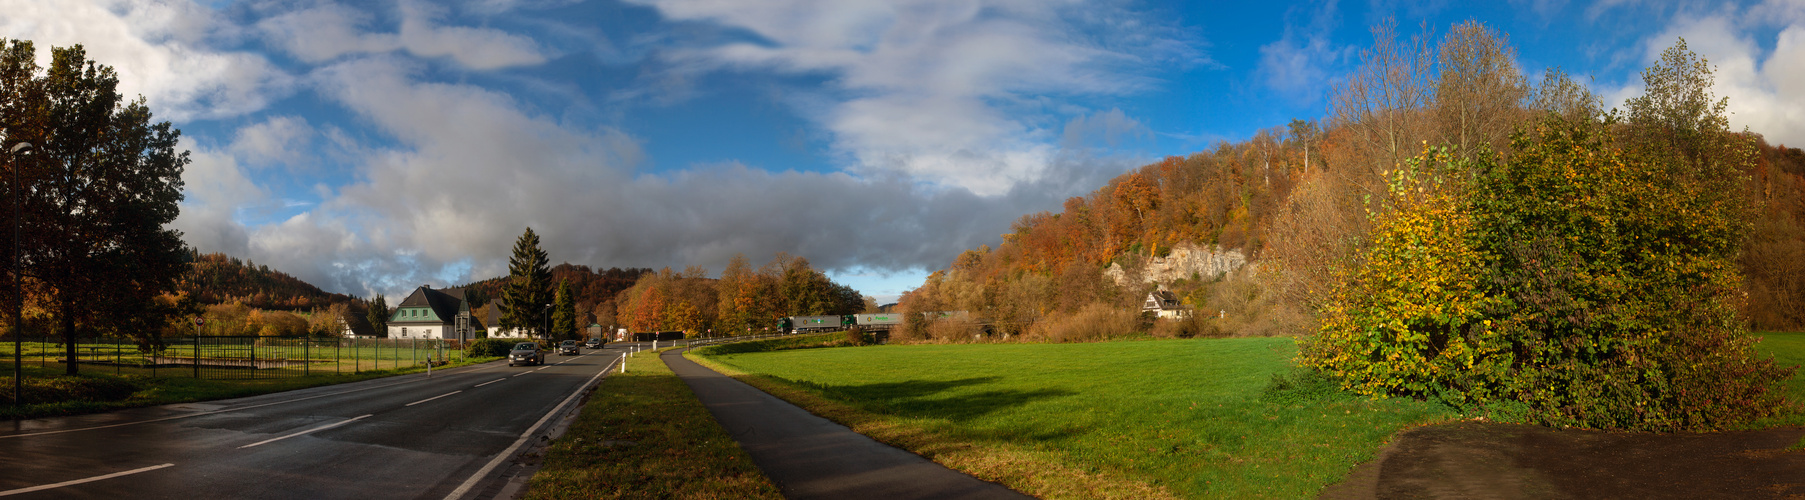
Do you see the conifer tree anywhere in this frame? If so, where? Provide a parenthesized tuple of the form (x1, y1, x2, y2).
(366, 295, 388, 337)
(501, 228, 552, 339)
(552, 279, 577, 340)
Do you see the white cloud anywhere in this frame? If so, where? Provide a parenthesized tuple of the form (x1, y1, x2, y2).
(170, 145, 267, 258)
(1257, 0, 1348, 103)
(0, 0, 291, 120)
(1618, 6, 1805, 147)
(196, 51, 1137, 299)
(255, 0, 548, 70)
(633, 0, 1192, 195)
(230, 115, 315, 166)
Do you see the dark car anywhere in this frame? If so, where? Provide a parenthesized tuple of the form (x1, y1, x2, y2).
(558, 339, 580, 355)
(508, 342, 543, 366)
(583, 338, 601, 349)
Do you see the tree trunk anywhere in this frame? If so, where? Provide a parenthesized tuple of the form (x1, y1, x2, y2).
(61, 295, 76, 375)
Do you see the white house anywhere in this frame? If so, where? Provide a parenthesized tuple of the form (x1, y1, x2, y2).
(388, 285, 482, 340)
(480, 302, 534, 339)
(1143, 290, 1191, 319)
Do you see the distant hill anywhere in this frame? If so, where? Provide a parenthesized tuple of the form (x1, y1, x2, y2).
(456, 263, 649, 319)
(178, 250, 358, 310)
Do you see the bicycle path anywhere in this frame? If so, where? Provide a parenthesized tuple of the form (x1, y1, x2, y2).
(661, 348, 1031, 500)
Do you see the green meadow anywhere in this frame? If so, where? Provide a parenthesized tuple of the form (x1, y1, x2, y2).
(692, 338, 1460, 499)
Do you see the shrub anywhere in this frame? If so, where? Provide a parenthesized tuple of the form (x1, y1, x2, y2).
(466, 338, 515, 358)
(843, 326, 867, 346)
(1025, 303, 1140, 343)
(1150, 314, 1219, 339)
(926, 317, 984, 342)
(1306, 117, 1795, 431)
(0, 376, 140, 405)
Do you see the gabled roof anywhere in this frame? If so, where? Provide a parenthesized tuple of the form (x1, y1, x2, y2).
(394, 286, 467, 323)
(1143, 290, 1184, 311)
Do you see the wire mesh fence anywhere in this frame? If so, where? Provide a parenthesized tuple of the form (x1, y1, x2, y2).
(3, 335, 468, 380)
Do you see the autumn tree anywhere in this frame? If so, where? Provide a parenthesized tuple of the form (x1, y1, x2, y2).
(715, 254, 758, 335)
(1432, 20, 1528, 158)
(1, 42, 190, 374)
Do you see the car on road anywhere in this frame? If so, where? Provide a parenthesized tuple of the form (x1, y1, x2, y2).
(508, 342, 544, 366)
(558, 339, 580, 355)
(583, 338, 601, 349)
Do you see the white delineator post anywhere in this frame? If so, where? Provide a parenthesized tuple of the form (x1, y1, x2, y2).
(619, 353, 626, 373)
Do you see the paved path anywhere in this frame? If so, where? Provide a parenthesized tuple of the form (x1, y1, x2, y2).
(663, 349, 1031, 500)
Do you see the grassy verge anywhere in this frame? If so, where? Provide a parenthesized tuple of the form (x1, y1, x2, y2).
(689, 338, 1459, 499)
(526, 348, 780, 499)
(0, 356, 500, 420)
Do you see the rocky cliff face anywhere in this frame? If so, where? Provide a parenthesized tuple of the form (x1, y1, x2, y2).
(1105, 244, 1247, 286)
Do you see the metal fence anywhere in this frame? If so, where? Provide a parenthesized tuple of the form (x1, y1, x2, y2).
(3, 335, 466, 380)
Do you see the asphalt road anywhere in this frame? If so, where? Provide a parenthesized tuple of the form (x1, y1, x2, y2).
(0, 341, 637, 500)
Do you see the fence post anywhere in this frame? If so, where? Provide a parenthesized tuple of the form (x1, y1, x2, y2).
(249, 337, 257, 379)
(305, 338, 310, 376)
(193, 337, 200, 379)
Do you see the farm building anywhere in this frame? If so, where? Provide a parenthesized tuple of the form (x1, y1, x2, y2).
(388, 285, 483, 340)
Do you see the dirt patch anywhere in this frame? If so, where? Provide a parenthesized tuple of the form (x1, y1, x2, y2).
(1321, 421, 1805, 499)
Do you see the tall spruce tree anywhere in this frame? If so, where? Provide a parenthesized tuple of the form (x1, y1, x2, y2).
(552, 279, 576, 340)
(366, 295, 388, 337)
(502, 228, 552, 340)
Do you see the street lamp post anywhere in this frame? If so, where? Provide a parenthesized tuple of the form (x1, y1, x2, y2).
(10, 139, 31, 410)
(542, 303, 552, 343)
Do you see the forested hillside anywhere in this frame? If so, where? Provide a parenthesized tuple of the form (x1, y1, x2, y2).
(606, 253, 867, 336)
(178, 250, 355, 311)
(903, 20, 1805, 342)
(456, 263, 650, 326)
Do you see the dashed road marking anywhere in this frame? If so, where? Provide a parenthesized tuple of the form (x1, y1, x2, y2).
(239, 414, 374, 449)
(405, 391, 463, 407)
(474, 379, 505, 388)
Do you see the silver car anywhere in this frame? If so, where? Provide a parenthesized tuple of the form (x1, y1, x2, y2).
(507, 342, 543, 366)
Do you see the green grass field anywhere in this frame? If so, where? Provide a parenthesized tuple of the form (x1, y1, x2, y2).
(692, 338, 1460, 499)
(527, 348, 780, 499)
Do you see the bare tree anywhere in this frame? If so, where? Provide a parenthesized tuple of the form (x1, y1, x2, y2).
(1330, 19, 1437, 187)
(1530, 68, 1603, 122)
(1432, 20, 1529, 158)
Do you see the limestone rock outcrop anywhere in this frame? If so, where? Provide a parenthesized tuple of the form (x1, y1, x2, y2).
(1104, 244, 1246, 286)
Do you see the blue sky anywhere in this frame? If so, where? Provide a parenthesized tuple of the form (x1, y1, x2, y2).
(3, 0, 1802, 303)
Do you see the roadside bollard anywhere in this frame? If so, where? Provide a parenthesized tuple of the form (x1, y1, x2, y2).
(619, 353, 626, 373)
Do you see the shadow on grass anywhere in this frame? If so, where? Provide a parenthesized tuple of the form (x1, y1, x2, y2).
(780, 375, 1078, 422)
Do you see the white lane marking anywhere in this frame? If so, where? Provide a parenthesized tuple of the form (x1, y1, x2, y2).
(473, 379, 505, 388)
(0, 463, 175, 497)
(238, 414, 373, 449)
(512, 372, 531, 378)
(534, 366, 550, 371)
(443, 357, 618, 500)
(0, 373, 436, 440)
(405, 391, 463, 407)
